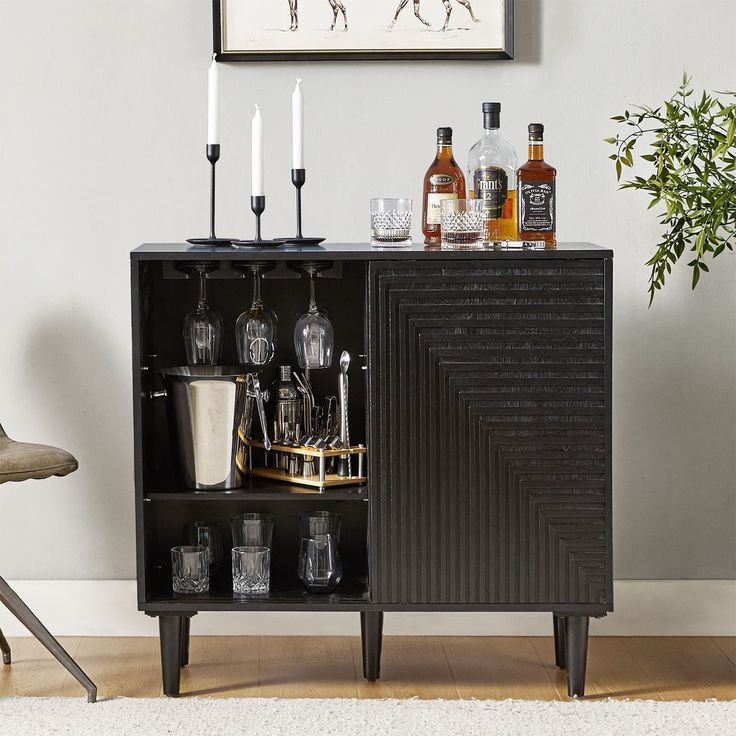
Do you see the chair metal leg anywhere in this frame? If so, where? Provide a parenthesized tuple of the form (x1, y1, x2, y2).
(0, 576, 97, 702)
(0, 626, 10, 665)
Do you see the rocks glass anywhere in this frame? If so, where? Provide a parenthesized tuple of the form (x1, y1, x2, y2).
(440, 199, 484, 248)
(370, 198, 412, 246)
(171, 545, 209, 594)
(232, 546, 270, 596)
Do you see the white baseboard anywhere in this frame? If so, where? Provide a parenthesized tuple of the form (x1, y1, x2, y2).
(0, 580, 733, 637)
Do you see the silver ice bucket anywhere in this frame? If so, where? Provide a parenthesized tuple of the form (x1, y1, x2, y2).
(158, 366, 269, 491)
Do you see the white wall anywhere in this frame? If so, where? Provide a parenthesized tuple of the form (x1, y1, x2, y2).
(0, 0, 734, 584)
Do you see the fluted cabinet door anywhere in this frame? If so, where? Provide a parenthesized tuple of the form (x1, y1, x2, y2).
(367, 259, 612, 607)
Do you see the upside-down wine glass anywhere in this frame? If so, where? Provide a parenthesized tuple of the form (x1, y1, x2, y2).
(293, 265, 334, 370)
(236, 263, 278, 367)
(182, 264, 222, 365)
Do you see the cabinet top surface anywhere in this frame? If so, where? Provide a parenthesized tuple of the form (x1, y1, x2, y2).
(131, 242, 613, 261)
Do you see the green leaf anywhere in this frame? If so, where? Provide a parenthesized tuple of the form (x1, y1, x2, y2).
(691, 264, 701, 289)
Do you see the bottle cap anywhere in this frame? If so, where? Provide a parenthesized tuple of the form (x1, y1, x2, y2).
(437, 127, 453, 142)
(529, 123, 544, 141)
(482, 102, 501, 130)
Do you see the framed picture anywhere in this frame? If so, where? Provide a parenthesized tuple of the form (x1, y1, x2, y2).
(213, 0, 514, 61)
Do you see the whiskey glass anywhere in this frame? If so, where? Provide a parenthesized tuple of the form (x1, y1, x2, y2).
(370, 198, 412, 246)
(171, 545, 209, 594)
(182, 264, 223, 365)
(232, 546, 270, 597)
(440, 199, 485, 249)
(293, 265, 334, 370)
(236, 263, 278, 367)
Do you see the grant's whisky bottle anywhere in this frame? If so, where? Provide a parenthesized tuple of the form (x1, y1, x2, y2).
(422, 127, 466, 246)
(468, 102, 518, 242)
(517, 123, 557, 246)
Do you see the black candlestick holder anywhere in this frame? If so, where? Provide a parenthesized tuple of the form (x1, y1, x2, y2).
(232, 196, 286, 248)
(187, 144, 235, 247)
(280, 169, 326, 246)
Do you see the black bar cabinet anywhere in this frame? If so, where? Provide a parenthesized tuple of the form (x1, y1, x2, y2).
(131, 242, 613, 698)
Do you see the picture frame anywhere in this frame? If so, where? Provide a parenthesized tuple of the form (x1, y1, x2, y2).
(213, 0, 514, 62)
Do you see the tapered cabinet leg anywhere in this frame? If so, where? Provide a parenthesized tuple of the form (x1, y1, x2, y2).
(0, 627, 10, 665)
(159, 616, 184, 697)
(360, 611, 384, 682)
(0, 576, 96, 702)
(553, 614, 567, 669)
(565, 615, 589, 698)
(180, 616, 191, 667)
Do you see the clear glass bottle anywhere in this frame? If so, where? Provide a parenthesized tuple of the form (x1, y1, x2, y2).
(468, 102, 518, 242)
(422, 127, 466, 246)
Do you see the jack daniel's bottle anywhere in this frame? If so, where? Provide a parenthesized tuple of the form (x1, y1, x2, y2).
(468, 102, 518, 241)
(422, 127, 466, 245)
(517, 123, 557, 246)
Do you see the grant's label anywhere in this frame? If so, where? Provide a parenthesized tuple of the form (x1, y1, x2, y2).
(519, 181, 555, 232)
(426, 192, 459, 225)
(474, 167, 508, 219)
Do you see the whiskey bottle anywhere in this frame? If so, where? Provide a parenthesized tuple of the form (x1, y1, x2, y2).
(468, 102, 518, 242)
(422, 127, 466, 246)
(517, 123, 557, 246)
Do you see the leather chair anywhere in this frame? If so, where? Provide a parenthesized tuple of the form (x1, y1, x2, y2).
(0, 422, 97, 702)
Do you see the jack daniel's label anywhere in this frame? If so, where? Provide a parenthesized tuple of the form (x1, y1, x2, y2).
(474, 167, 508, 219)
(519, 181, 555, 232)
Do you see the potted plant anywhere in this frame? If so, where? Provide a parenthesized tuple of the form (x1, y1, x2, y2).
(607, 74, 736, 303)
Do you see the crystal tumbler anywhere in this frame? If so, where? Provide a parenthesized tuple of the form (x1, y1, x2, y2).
(232, 546, 270, 596)
(171, 545, 209, 594)
(370, 198, 412, 246)
(440, 199, 485, 248)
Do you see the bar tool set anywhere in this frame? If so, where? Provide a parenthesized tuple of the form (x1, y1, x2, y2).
(237, 358, 366, 490)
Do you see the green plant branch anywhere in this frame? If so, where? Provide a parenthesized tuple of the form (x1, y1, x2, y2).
(607, 74, 736, 303)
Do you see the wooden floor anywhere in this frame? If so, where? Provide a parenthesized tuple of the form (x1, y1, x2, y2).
(1, 636, 734, 701)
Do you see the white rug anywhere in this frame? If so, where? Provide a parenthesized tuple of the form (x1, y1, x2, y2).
(0, 697, 733, 736)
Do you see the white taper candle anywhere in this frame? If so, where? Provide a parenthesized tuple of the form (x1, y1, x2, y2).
(252, 105, 264, 196)
(207, 57, 219, 144)
(292, 78, 304, 169)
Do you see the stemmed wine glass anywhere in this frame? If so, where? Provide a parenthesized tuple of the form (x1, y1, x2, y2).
(182, 263, 222, 365)
(293, 264, 334, 370)
(236, 263, 278, 367)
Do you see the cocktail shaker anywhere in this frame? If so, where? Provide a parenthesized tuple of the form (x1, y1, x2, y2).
(272, 365, 303, 444)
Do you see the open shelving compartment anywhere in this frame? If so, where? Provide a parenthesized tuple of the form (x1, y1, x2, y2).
(134, 256, 370, 610)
